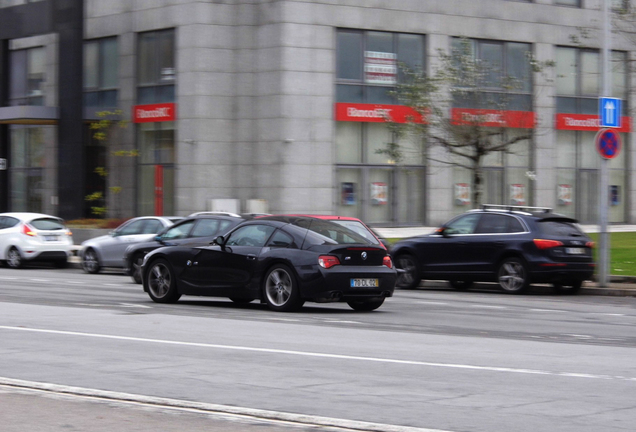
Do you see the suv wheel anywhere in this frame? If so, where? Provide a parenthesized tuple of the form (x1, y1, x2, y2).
(395, 254, 421, 289)
(497, 257, 529, 294)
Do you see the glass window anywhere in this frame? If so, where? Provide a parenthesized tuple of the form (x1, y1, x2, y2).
(10, 126, 46, 212)
(29, 218, 65, 230)
(556, 0, 579, 6)
(480, 42, 503, 89)
(267, 230, 294, 248)
(612, 51, 628, 100)
(137, 29, 175, 104)
(226, 225, 275, 247)
(507, 43, 532, 93)
(84, 37, 119, 108)
(163, 220, 195, 240)
(580, 51, 599, 96)
(445, 213, 481, 235)
(475, 214, 513, 234)
(10, 47, 44, 106)
(336, 122, 362, 164)
(191, 219, 221, 237)
(336, 30, 424, 103)
(117, 220, 145, 235)
(142, 219, 163, 234)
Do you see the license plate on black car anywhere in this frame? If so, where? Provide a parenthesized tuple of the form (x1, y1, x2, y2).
(566, 247, 585, 254)
(351, 278, 379, 287)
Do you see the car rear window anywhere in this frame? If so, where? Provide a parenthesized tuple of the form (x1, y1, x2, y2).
(303, 220, 377, 246)
(29, 218, 65, 230)
(538, 220, 585, 237)
(329, 220, 380, 245)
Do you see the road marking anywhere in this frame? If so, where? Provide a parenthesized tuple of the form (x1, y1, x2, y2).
(0, 378, 451, 432)
(417, 301, 449, 305)
(0, 325, 633, 383)
(120, 303, 152, 309)
(29, 279, 49, 282)
(470, 305, 506, 309)
(0, 276, 18, 280)
(529, 309, 566, 313)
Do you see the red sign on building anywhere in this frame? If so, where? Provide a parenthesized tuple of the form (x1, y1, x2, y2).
(451, 109, 535, 129)
(555, 114, 631, 133)
(133, 103, 176, 123)
(334, 103, 424, 123)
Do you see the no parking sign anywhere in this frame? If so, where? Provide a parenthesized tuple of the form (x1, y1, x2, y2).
(595, 128, 622, 160)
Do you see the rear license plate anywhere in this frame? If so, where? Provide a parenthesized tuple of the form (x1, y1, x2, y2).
(44, 235, 59, 242)
(350, 278, 379, 288)
(566, 247, 585, 254)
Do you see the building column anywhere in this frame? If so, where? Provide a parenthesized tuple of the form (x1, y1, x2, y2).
(0, 39, 8, 212)
(54, 0, 84, 220)
(533, 43, 557, 209)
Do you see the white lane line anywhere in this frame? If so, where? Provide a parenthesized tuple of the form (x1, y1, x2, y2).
(417, 301, 449, 306)
(103, 284, 128, 287)
(0, 378, 449, 432)
(120, 303, 152, 309)
(0, 325, 633, 383)
(529, 309, 566, 313)
(0, 276, 18, 280)
(470, 305, 506, 309)
(29, 279, 49, 282)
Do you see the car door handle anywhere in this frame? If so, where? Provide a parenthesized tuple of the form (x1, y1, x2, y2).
(246, 254, 256, 260)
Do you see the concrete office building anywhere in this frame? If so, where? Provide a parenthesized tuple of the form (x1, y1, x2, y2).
(0, 0, 633, 226)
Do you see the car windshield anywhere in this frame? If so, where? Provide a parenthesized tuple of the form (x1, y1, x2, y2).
(303, 219, 376, 246)
(329, 220, 380, 245)
(538, 220, 585, 237)
(29, 218, 65, 230)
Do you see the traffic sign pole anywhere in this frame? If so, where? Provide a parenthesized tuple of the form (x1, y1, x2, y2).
(599, 0, 610, 288)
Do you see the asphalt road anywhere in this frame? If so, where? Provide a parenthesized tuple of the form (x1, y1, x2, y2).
(1, 266, 635, 432)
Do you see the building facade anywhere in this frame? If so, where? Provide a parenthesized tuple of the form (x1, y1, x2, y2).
(0, 0, 633, 227)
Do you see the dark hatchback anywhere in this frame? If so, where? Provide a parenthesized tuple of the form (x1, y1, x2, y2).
(140, 215, 396, 311)
(124, 214, 249, 283)
(392, 205, 595, 294)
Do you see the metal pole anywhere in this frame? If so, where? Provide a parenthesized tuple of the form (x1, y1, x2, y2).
(599, 0, 611, 287)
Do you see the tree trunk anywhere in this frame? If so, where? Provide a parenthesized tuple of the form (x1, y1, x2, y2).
(472, 165, 483, 208)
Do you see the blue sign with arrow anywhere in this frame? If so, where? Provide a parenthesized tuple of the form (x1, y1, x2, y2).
(599, 97, 622, 128)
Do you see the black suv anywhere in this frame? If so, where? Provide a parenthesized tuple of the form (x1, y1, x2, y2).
(123, 214, 251, 284)
(391, 205, 595, 294)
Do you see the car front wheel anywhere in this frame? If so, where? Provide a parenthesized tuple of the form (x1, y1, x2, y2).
(82, 248, 101, 274)
(497, 257, 529, 294)
(263, 264, 303, 312)
(145, 259, 181, 303)
(394, 254, 421, 289)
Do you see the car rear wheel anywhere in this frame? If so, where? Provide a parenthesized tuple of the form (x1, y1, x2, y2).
(263, 264, 304, 312)
(347, 298, 385, 311)
(448, 280, 473, 290)
(553, 280, 582, 295)
(131, 254, 144, 284)
(146, 259, 181, 303)
(6, 247, 23, 269)
(82, 248, 101, 274)
(394, 254, 421, 289)
(497, 257, 529, 294)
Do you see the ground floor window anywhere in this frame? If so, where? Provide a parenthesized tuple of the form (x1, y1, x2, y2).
(137, 121, 175, 216)
(10, 126, 46, 212)
(451, 131, 531, 214)
(556, 130, 626, 223)
(335, 122, 425, 225)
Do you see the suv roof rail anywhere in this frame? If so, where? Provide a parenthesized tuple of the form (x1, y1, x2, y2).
(481, 204, 552, 214)
(188, 211, 242, 218)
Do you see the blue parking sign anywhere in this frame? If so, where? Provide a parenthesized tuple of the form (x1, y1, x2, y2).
(599, 97, 622, 128)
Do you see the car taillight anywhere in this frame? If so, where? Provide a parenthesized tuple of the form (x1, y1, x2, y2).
(383, 256, 393, 269)
(586, 241, 595, 248)
(318, 255, 340, 269)
(22, 223, 37, 237)
(533, 239, 563, 250)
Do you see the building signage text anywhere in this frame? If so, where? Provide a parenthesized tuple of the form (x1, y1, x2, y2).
(335, 103, 423, 123)
(133, 103, 176, 123)
(556, 114, 631, 133)
(451, 109, 535, 129)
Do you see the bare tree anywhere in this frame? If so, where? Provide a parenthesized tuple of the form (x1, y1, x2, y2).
(379, 39, 540, 207)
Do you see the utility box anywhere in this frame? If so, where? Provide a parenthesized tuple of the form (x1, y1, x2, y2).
(208, 199, 240, 214)
(246, 199, 269, 215)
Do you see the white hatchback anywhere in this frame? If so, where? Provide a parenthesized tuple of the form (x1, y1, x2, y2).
(0, 212, 74, 269)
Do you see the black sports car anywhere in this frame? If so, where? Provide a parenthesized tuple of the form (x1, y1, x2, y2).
(140, 215, 397, 311)
(123, 214, 250, 284)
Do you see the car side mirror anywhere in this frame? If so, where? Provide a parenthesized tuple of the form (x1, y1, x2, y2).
(154, 235, 163, 242)
(109, 231, 116, 237)
(214, 235, 226, 247)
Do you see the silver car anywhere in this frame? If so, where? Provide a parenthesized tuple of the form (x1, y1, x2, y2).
(80, 216, 181, 274)
(0, 212, 74, 269)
